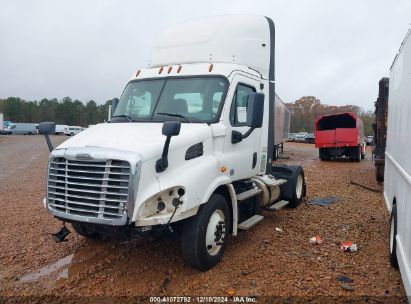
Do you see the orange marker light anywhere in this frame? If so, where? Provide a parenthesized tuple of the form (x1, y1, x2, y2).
(208, 63, 214, 72)
(135, 70, 141, 77)
(168, 66, 173, 74)
(177, 65, 182, 73)
(159, 66, 164, 74)
(220, 166, 227, 173)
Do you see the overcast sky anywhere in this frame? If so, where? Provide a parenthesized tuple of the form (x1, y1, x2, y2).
(0, 0, 410, 110)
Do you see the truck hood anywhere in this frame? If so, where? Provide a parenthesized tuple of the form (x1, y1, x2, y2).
(56, 122, 212, 161)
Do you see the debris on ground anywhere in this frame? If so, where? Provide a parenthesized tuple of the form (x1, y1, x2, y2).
(340, 284, 355, 291)
(309, 236, 323, 245)
(275, 227, 283, 233)
(160, 276, 170, 296)
(226, 288, 236, 296)
(306, 196, 337, 206)
(336, 275, 354, 283)
(341, 241, 358, 252)
(350, 180, 381, 193)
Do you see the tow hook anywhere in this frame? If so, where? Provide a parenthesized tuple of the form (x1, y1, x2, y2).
(52, 223, 70, 243)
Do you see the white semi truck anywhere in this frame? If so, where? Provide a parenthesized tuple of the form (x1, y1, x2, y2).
(386, 27, 411, 295)
(39, 15, 306, 270)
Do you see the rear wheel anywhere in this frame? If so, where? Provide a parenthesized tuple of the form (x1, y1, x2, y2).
(350, 146, 361, 162)
(376, 163, 384, 182)
(182, 194, 229, 271)
(389, 205, 399, 268)
(71, 222, 102, 239)
(286, 166, 305, 208)
(319, 148, 331, 161)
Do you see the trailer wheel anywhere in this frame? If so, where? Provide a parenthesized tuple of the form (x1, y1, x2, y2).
(319, 148, 330, 161)
(350, 146, 361, 162)
(376, 164, 384, 182)
(182, 194, 229, 271)
(71, 222, 102, 239)
(389, 205, 399, 268)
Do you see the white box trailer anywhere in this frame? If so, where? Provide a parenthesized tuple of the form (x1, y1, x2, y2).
(385, 27, 411, 295)
(273, 94, 290, 158)
(0, 113, 3, 132)
(38, 15, 306, 271)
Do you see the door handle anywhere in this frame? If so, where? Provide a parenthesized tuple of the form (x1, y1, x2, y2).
(252, 152, 257, 169)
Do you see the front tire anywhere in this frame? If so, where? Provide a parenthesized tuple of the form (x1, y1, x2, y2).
(389, 205, 399, 268)
(182, 194, 229, 271)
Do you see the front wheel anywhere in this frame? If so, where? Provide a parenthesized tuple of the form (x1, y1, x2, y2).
(182, 194, 229, 271)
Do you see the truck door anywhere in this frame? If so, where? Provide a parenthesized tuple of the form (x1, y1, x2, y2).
(223, 74, 263, 180)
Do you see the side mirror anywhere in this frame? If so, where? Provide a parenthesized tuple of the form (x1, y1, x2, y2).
(156, 121, 181, 173)
(111, 98, 119, 115)
(38, 122, 56, 135)
(246, 93, 265, 128)
(38, 122, 56, 152)
(162, 121, 181, 137)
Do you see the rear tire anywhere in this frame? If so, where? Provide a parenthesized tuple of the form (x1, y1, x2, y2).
(319, 148, 331, 161)
(71, 222, 102, 239)
(350, 146, 361, 162)
(389, 205, 399, 268)
(286, 166, 306, 208)
(376, 164, 384, 182)
(361, 146, 365, 159)
(182, 194, 229, 271)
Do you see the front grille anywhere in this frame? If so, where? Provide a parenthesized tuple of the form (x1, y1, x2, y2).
(47, 157, 131, 220)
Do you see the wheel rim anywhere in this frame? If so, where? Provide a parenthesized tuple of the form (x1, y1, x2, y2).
(390, 215, 395, 253)
(205, 209, 226, 256)
(296, 174, 303, 199)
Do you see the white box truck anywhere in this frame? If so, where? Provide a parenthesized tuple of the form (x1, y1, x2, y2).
(55, 124, 68, 135)
(8, 123, 36, 135)
(39, 15, 306, 270)
(386, 27, 411, 295)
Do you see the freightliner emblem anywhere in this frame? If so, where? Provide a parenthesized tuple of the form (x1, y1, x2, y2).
(75, 153, 95, 160)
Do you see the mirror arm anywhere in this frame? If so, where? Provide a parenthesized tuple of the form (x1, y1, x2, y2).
(44, 134, 54, 152)
(231, 127, 255, 144)
(242, 127, 255, 139)
(156, 136, 171, 173)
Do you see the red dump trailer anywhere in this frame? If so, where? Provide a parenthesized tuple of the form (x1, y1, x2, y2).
(315, 112, 366, 162)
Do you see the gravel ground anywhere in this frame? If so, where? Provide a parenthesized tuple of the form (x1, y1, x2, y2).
(0, 136, 406, 302)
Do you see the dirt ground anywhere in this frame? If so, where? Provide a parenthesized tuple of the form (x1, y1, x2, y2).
(0, 136, 406, 302)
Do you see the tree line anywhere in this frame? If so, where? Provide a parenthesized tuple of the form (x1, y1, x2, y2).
(0, 95, 375, 135)
(286, 96, 375, 136)
(0, 97, 111, 127)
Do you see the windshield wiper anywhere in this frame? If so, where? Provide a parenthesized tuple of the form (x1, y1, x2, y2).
(111, 114, 135, 122)
(156, 112, 192, 123)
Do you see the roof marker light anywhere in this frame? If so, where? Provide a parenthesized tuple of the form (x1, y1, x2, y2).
(159, 66, 164, 74)
(135, 70, 141, 77)
(177, 65, 182, 73)
(168, 66, 173, 74)
(208, 63, 214, 72)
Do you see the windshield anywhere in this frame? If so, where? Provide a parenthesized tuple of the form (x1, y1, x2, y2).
(112, 77, 228, 123)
